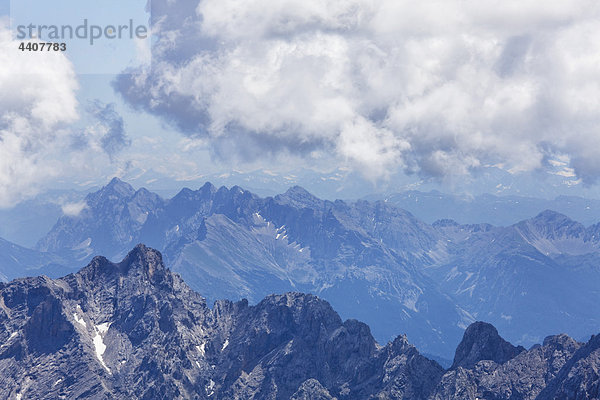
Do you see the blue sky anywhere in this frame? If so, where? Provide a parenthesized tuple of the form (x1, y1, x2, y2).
(2, 0, 600, 206)
(10, 0, 150, 73)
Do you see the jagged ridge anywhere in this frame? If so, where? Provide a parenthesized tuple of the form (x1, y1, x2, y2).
(0, 245, 598, 399)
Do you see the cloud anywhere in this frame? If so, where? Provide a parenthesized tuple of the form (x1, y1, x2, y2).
(61, 200, 88, 217)
(114, 0, 600, 183)
(0, 21, 133, 207)
(80, 100, 131, 157)
(0, 22, 79, 207)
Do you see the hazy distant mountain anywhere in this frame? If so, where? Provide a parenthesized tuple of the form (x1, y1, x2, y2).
(116, 166, 380, 200)
(0, 237, 72, 282)
(368, 190, 600, 226)
(36, 178, 600, 358)
(0, 245, 597, 399)
(37, 179, 467, 358)
(429, 210, 600, 346)
(0, 189, 86, 247)
(37, 178, 166, 261)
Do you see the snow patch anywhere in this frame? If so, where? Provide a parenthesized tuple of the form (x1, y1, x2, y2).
(457, 284, 476, 297)
(93, 323, 111, 373)
(0, 332, 18, 349)
(197, 342, 206, 357)
(253, 212, 266, 223)
(206, 379, 215, 397)
(135, 211, 149, 225)
(96, 322, 110, 334)
(73, 313, 86, 328)
(402, 297, 418, 313)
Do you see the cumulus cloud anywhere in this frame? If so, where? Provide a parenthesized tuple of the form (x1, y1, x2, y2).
(0, 22, 79, 207)
(0, 21, 133, 207)
(115, 0, 600, 182)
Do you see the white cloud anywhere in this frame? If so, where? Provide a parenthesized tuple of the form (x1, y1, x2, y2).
(0, 22, 79, 207)
(115, 0, 600, 183)
(61, 200, 88, 216)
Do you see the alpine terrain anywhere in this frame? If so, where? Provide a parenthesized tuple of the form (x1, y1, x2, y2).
(33, 179, 600, 358)
(0, 245, 598, 399)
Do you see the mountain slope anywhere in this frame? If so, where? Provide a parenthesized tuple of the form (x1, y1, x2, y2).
(37, 177, 165, 261)
(0, 245, 599, 399)
(38, 180, 468, 358)
(0, 245, 445, 399)
(428, 211, 600, 346)
(36, 179, 600, 357)
(0, 237, 72, 282)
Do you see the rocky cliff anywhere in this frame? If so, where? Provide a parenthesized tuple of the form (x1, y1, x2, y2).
(0, 245, 598, 399)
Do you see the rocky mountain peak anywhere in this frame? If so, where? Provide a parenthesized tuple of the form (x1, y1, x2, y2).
(524, 209, 586, 235)
(534, 209, 572, 222)
(1, 245, 600, 399)
(542, 333, 580, 350)
(118, 243, 165, 275)
(103, 177, 136, 198)
(199, 181, 217, 194)
(275, 185, 323, 209)
(77, 244, 168, 286)
(451, 321, 525, 369)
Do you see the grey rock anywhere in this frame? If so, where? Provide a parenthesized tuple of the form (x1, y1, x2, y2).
(1, 245, 600, 400)
(451, 321, 525, 369)
(36, 179, 467, 358)
(0, 245, 443, 399)
(37, 178, 165, 261)
(291, 379, 336, 399)
(32, 179, 600, 358)
(432, 331, 584, 400)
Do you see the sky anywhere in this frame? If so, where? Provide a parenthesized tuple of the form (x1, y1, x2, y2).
(1, 0, 600, 206)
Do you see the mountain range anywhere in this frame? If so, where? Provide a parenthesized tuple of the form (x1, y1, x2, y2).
(10, 178, 597, 359)
(35, 179, 467, 358)
(366, 190, 600, 226)
(0, 245, 598, 399)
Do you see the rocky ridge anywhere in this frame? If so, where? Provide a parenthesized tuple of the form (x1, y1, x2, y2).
(25, 179, 600, 357)
(0, 245, 598, 399)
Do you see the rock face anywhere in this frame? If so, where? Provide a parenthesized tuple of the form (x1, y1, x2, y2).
(451, 322, 525, 369)
(36, 179, 468, 358)
(0, 245, 599, 400)
(0, 245, 444, 399)
(36, 178, 165, 261)
(33, 179, 600, 357)
(432, 333, 585, 400)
